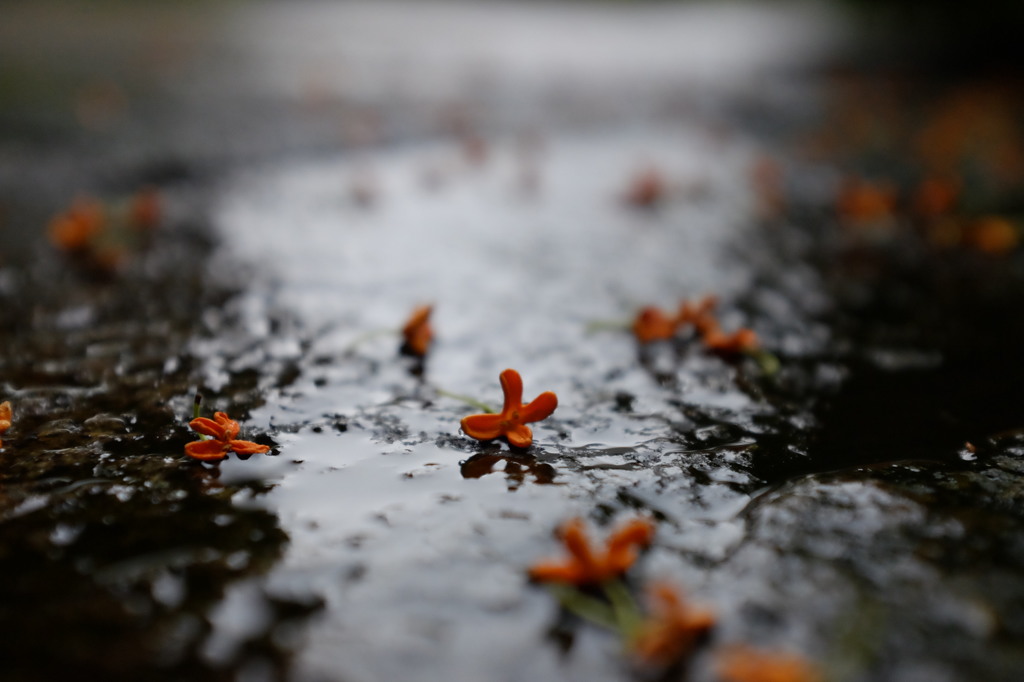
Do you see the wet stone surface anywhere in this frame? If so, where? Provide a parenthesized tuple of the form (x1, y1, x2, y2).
(2, 2, 1024, 682)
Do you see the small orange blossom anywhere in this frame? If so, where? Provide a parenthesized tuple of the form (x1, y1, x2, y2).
(625, 166, 667, 208)
(0, 401, 11, 447)
(401, 305, 434, 357)
(632, 306, 677, 344)
(715, 645, 823, 682)
(630, 581, 715, 668)
(460, 368, 557, 449)
(529, 516, 654, 586)
(186, 411, 270, 461)
(48, 197, 105, 251)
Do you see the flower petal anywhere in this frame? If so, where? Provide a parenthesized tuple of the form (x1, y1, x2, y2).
(505, 423, 534, 449)
(520, 391, 558, 423)
(214, 412, 240, 440)
(528, 560, 586, 585)
(229, 440, 270, 455)
(189, 417, 227, 440)
(560, 518, 602, 581)
(185, 439, 228, 460)
(498, 368, 523, 413)
(461, 413, 505, 441)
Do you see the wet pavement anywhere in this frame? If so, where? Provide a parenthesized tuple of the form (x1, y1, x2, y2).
(2, 2, 1024, 682)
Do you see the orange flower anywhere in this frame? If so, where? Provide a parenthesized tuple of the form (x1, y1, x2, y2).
(676, 295, 719, 335)
(185, 411, 270, 461)
(716, 645, 823, 682)
(967, 216, 1018, 255)
(528, 516, 654, 586)
(836, 176, 897, 223)
(912, 175, 960, 219)
(129, 187, 161, 229)
(460, 368, 557, 449)
(703, 325, 760, 355)
(630, 581, 715, 667)
(401, 305, 434, 357)
(0, 401, 11, 448)
(632, 307, 677, 344)
(625, 166, 667, 208)
(48, 197, 105, 251)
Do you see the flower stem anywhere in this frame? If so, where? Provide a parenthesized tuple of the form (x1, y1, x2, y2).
(435, 388, 496, 414)
(342, 328, 398, 356)
(748, 349, 780, 376)
(603, 579, 644, 638)
(547, 585, 619, 630)
(193, 392, 202, 420)
(585, 319, 631, 334)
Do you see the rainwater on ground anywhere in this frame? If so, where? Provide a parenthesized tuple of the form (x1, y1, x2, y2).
(2, 3, 1024, 682)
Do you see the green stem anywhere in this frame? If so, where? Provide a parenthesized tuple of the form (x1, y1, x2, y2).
(603, 579, 644, 638)
(547, 585, 619, 631)
(342, 328, 399, 356)
(192, 392, 202, 420)
(748, 349, 780, 376)
(436, 388, 496, 414)
(586, 319, 631, 334)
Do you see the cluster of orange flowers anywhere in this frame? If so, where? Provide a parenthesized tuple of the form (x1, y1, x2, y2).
(632, 295, 759, 355)
(528, 517, 820, 680)
(48, 188, 161, 271)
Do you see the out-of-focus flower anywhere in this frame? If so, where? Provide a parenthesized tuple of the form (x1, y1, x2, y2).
(186, 411, 270, 461)
(129, 187, 161, 229)
(912, 175, 960, 219)
(625, 166, 667, 208)
(48, 197, 105, 252)
(0, 401, 11, 448)
(836, 177, 898, 224)
(702, 325, 760, 355)
(460, 369, 557, 449)
(966, 216, 1018, 255)
(632, 307, 677, 344)
(401, 305, 434, 358)
(677, 295, 719, 335)
(715, 645, 823, 682)
(529, 516, 654, 586)
(630, 581, 715, 668)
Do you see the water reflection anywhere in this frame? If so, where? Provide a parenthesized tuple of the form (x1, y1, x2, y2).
(460, 450, 558, 490)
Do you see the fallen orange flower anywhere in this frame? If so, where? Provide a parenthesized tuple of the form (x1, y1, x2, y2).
(529, 516, 654, 586)
(836, 176, 897, 224)
(716, 645, 823, 682)
(676, 295, 719, 335)
(630, 581, 715, 668)
(967, 216, 1018, 255)
(48, 197, 105, 251)
(129, 186, 161, 229)
(401, 304, 434, 357)
(460, 368, 557, 449)
(624, 166, 667, 208)
(703, 326, 760, 355)
(186, 411, 270, 461)
(0, 401, 11, 448)
(632, 306, 677, 344)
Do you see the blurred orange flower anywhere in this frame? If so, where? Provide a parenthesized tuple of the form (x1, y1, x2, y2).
(630, 581, 715, 667)
(460, 368, 557, 449)
(401, 305, 434, 357)
(625, 166, 667, 208)
(632, 307, 677, 344)
(967, 216, 1018, 255)
(836, 177, 897, 223)
(716, 645, 823, 682)
(677, 295, 719, 335)
(129, 187, 161, 229)
(529, 516, 654, 586)
(48, 197, 105, 251)
(0, 401, 11, 448)
(186, 411, 270, 461)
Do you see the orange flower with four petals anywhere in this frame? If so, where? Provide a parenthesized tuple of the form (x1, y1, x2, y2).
(0, 401, 11, 447)
(186, 411, 270, 461)
(529, 516, 655, 586)
(630, 581, 716, 667)
(460, 368, 557, 449)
